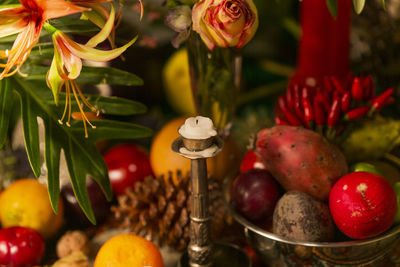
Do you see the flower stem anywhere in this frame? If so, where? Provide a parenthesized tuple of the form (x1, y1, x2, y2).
(43, 22, 58, 35)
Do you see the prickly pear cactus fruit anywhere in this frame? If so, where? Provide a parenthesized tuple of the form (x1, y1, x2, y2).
(338, 116, 400, 163)
(256, 125, 348, 200)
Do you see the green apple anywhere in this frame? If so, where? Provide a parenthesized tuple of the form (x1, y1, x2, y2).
(350, 162, 383, 176)
(351, 161, 400, 185)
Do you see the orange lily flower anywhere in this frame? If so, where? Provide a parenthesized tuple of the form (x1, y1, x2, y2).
(45, 16, 137, 137)
(70, 0, 143, 49)
(0, 0, 87, 79)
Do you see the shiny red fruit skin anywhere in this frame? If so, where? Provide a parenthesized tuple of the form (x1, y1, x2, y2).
(240, 150, 266, 173)
(104, 144, 153, 195)
(0, 226, 45, 267)
(232, 169, 280, 221)
(61, 177, 110, 227)
(329, 172, 397, 239)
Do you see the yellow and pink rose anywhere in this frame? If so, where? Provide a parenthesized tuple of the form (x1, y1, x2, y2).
(192, 0, 258, 50)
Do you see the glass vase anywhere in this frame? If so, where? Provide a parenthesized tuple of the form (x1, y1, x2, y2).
(187, 31, 242, 135)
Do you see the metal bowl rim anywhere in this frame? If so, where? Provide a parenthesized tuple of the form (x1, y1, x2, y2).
(224, 175, 400, 248)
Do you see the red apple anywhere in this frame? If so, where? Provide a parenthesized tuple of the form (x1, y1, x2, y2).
(232, 169, 280, 221)
(0, 226, 45, 267)
(329, 171, 397, 239)
(104, 144, 153, 195)
(240, 150, 267, 173)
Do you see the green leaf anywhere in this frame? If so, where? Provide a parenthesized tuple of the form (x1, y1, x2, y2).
(77, 66, 143, 86)
(46, 17, 99, 35)
(28, 43, 54, 60)
(70, 120, 153, 141)
(15, 89, 41, 177)
(10, 76, 151, 221)
(22, 66, 143, 87)
(64, 139, 96, 224)
(382, 0, 386, 10)
(0, 79, 14, 149)
(282, 18, 300, 40)
(353, 0, 366, 14)
(326, 0, 338, 19)
(44, 94, 147, 116)
(44, 118, 61, 213)
(89, 96, 147, 115)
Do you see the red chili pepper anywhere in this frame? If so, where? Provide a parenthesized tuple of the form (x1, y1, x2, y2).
(301, 87, 314, 126)
(302, 98, 314, 123)
(336, 124, 345, 136)
(371, 88, 394, 111)
(363, 76, 374, 100)
(351, 77, 364, 101)
(313, 97, 325, 126)
(275, 116, 289, 125)
(293, 85, 305, 123)
(323, 76, 333, 93)
(344, 106, 370, 120)
(274, 105, 284, 117)
(286, 86, 294, 111)
(327, 96, 341, 127)
(302, 87, 310, 101)
(278, 95, 288, 111)
(341, 92, 351, 112)
(282, 109, 303, 126)
(331, 76, 346, 95)
(384, 97, 395, 106)
(345, 73, 354, 89)
(316, 91, 331, 112)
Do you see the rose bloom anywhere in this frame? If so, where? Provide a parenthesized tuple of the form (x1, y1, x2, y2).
(192, 0, 258, 50)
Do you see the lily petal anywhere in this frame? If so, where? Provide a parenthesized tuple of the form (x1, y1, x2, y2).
(47, 55, 65, 105)
(33, 0, 88, 20)
(86, 4, 115, 47)
(82, 9, 106, 29)
(58, 31, 137, 62)
(0, 19, 27, 39)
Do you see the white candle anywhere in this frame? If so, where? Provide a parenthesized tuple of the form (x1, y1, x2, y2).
(178, 116, 217, 140)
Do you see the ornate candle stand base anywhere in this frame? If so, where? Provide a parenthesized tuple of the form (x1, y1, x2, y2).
(178, 242, 251, 267)
(172, 131, 250, 267)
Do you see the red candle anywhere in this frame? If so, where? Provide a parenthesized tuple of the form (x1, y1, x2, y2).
(293, 0, 351, 86)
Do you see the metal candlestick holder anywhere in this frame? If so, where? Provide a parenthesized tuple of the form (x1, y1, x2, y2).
(172, 130, 250, 267)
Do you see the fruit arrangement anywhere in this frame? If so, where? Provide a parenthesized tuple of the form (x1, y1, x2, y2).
(232, 119, 400, 244)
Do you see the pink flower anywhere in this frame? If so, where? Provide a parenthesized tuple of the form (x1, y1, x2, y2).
(192, 0, 258, 50)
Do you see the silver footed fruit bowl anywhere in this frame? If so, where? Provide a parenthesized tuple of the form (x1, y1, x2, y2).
(224, 176, 400, 267)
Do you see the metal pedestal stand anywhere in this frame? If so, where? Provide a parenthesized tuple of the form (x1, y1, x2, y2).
(172, 135, 250, 267)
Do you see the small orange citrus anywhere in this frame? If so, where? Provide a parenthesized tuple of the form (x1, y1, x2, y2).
(0, 178, 64, 239)
(150, 117, 241, 184)
(94, 234, 164, 267)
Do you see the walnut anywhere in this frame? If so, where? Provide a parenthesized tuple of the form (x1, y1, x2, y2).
(53, 251, 90, 267)
(56, 231, 91, 258)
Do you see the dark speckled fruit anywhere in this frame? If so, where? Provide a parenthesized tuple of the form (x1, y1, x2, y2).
(273, 191, 335, 242)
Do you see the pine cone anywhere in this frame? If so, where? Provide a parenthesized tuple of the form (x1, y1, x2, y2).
(111, 171, 230, 251)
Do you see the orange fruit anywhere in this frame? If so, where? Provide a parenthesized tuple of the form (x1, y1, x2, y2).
(94, 234, 164, 267)
(150, 117, 241, 184)
(0, 178, 64, 239)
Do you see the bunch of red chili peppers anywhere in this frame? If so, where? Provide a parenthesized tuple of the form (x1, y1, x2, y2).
(275, 75, 395, 139)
